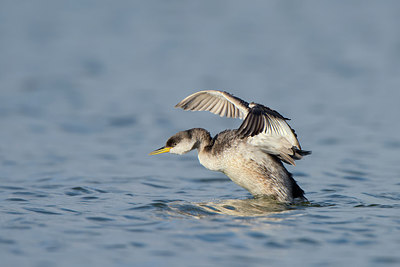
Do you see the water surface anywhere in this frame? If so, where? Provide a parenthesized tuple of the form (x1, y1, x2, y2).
(1, 1, 400, 266)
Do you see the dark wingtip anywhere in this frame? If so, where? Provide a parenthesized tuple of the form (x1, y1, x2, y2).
(298, 150, 312, 156)
(291, 147, 311, 161)
(175, 101, 184, 108)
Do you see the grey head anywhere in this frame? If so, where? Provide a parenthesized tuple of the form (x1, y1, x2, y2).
(149, 130, 199, 155)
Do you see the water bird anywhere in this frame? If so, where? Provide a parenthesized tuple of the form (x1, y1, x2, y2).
(150, 90, 311, 203)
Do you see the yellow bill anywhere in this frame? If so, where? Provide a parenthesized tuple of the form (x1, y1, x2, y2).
(149, 146, 171, 155)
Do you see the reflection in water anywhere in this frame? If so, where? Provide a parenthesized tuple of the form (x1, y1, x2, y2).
(168, 197, 306, 218)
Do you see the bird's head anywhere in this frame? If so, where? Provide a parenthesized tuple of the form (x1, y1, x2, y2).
(149, 130, 199, 155)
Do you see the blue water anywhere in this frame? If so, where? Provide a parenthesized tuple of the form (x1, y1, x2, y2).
(1, 1, 400, 266)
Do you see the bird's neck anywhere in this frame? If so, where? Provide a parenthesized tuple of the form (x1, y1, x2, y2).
(188, 128, 212, 151)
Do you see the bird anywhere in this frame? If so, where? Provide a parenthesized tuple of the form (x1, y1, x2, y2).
(149, 90, 311, 203)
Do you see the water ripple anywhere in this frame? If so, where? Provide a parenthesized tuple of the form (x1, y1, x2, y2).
(373, 256, 400, 264)
(195, 232, 236, 242)
(0, 237, 16, 244)
(5, 198, 28, 202)
(23, 207, 62, 215)
(108, 116, 137, 127)
(141, 182, 169, 189)
(0, 186, 25, 191)
(363, 192, 400, 201)
(64, 186, 108, 196)
(86, 217, 114, 222)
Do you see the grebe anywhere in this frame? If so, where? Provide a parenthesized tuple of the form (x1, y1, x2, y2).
(149, 90, 311, 203)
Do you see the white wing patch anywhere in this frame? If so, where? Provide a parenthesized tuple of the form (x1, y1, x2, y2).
(262, 115, 299, 147)
(248, 134, 297, 165)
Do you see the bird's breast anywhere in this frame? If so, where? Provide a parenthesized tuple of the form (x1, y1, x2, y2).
(197, 150, 224, 172)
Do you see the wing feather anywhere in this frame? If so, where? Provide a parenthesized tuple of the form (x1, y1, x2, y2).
(209, 98, 222, 114)
(198, 97, 214, 111)
(221, 101, 228, 117)
(231, 104, 236, 118)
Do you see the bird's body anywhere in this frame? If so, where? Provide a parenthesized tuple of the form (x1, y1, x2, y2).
(150, 90, 310, 203)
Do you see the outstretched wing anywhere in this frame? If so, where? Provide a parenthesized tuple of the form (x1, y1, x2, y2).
(175, 90, 249, 119)
(237, 104, 291, 138)
(175, 90, 310, 165)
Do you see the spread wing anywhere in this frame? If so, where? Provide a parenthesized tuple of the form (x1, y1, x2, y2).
(175, 90, 310, 165)
(238, 104, 309, 165)
(175, 90, 249, 119)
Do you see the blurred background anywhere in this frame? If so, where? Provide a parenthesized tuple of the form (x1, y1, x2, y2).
(1, 1, 399, 266)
